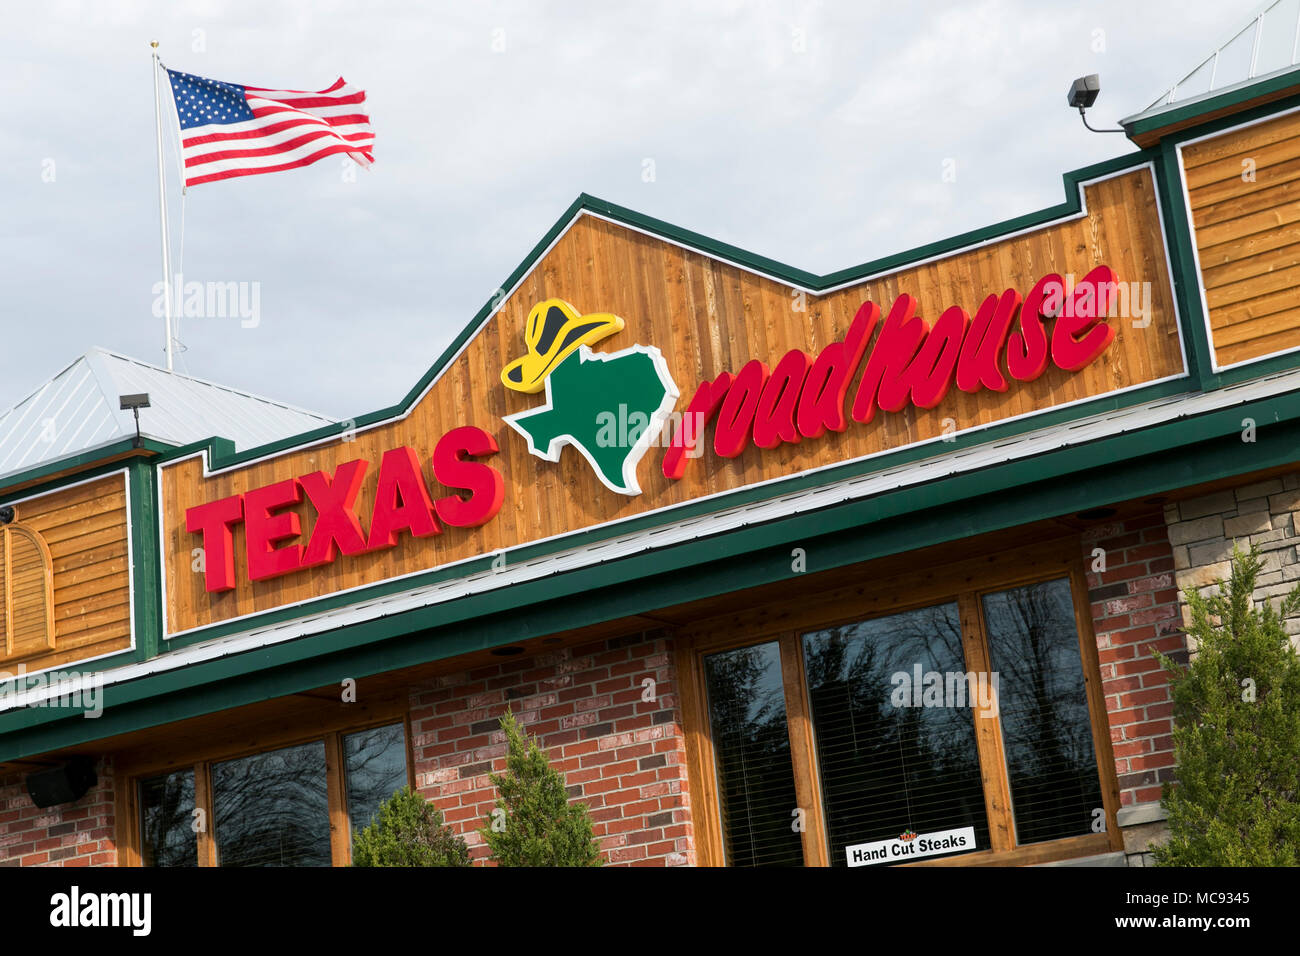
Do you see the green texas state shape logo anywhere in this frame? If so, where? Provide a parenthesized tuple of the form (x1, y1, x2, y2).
(500, 299, 678, 496)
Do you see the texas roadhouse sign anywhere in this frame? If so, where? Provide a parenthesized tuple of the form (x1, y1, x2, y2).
(184, 265, 1120, 591)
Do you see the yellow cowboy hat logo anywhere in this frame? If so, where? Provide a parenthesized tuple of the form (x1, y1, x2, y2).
(500, 298, 624, 393)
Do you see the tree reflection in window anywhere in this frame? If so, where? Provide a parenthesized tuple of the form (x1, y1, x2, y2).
(139, 769, 196, 867)
(212, 740, 331, 867)
(703, 641, 803, 866)
(804, 602, 989, 866)
(344, 723, 408, 839)
(982, 578, 1103, 845)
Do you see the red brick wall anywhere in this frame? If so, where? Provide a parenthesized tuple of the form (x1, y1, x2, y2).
(2, 529, 1174, 868)
(408, 631, 693, 866)
(0, 758, 116, 866)
(1081, 514, 1188, 808)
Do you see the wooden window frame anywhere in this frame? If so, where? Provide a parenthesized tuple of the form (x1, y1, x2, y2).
(676, 536, 1124, 867)
(115, 707, 415, 867)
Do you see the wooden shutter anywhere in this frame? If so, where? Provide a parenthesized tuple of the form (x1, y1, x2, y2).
(1, 522, 56, 661)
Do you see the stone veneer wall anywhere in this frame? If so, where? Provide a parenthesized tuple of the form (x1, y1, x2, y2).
(1165, 473, 1300, 646)
(1126, 471, 1300, 866)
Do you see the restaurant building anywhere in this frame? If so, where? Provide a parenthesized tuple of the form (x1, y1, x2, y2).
(5, 27, 1300, 867)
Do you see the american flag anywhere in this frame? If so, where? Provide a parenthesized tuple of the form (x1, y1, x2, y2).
(164, 68, 374, 187)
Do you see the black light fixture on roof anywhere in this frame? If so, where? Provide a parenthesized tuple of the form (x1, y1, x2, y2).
(119, 393, 150, 449)
(1068, 74, 1125, 134)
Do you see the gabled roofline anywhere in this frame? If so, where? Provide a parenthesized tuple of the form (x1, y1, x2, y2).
(0, 345, 335, 493)
(147, 146, 1157, 480)
(82, 346, 333, 425)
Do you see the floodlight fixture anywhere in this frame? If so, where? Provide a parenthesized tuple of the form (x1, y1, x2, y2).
(1067, 74, 1125, 134)
(120, 393, 151, 448)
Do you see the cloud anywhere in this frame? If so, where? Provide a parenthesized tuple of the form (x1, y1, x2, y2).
(0, 0, 1252, 420)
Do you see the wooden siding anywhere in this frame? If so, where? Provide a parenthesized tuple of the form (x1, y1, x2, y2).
(161, 168, 1184, 635)
(1184, 108, 1300, 367)
(0, 472, 132, 670)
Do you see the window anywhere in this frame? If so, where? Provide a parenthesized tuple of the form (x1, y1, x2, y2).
(138, 768, 196, 867)
(680, 542, 1120, 867)
(212, 740, 331, 867)
(131, 719, 410, 867)
(703, 641, 803, 866)
(804, 602, 990, 866)
(982, 579, 1104, 845)
(343, 723, 409, 840)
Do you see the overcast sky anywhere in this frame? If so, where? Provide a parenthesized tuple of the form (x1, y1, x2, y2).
(0, 1, 1256, 419)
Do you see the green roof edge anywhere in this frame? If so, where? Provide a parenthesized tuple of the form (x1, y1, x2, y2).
(144, 148, 1155, 476)
(1123, 69, 1300, 140)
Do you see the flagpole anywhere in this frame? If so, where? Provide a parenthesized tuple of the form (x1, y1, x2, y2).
(151, 40, 175, 371)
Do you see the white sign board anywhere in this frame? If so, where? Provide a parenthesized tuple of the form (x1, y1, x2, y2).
(845, 826, 977, 867)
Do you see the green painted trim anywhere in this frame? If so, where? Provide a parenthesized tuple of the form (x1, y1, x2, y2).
(144, 144, 1196, 646)
(0, 458, 167, 694)
(6, 387, 1300, 761)
(1211, 349, 1300, 388)
(149, 151, 1160, 477)
(25, 84, 1300, 766)
(149, 196, 595, 472)
(127, 460, 162, 663)
(1123, 71, 1300, 141)
(162, 373, 1193, 649)
(584, 151, 1153, 292)
(1154, 138, 1213, 389)
(1153, 88, 1300, 388)
(1116, 87, 1300, 396)
(0, 439, 171, 501)
(1165, 89, 1300, 150)
(0, 145, 1185, 655)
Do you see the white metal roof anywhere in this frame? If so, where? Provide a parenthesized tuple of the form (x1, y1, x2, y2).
(1124, 0, 1300, 126)
(0, 347, 333, 482)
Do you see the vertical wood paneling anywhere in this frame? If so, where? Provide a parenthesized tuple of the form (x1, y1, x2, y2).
(162, 169, 1183, 635)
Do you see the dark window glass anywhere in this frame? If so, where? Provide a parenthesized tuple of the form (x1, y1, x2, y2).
(212, 740, 330, 867)
(982, 578, 1104, 845)
(139, 769, 197, 867)
(804, 602, 989, 866)
(703, 641, 803, 866)
(344, 723, 408, 839)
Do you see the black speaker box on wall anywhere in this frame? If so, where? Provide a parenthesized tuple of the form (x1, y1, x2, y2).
(25, 757, 96, 809)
